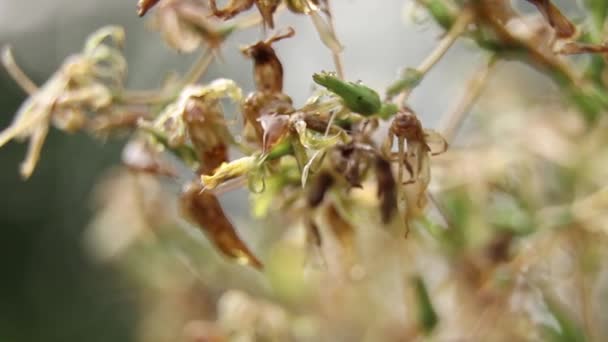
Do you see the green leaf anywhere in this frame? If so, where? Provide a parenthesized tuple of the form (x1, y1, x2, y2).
(412, 276, 439, 334)
(543, 298, 587, 342)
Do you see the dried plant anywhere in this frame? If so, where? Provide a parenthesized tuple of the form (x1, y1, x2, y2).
(4, 0, 608, 340)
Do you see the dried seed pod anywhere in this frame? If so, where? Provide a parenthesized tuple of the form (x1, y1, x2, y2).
(307, 170, 334, 208)
(180, 182, 263, 269)
(524, 0, 576, 38)
(241, 91, 294, 145)
(375, 155, 397, 224)
(241, 27, 295, 93)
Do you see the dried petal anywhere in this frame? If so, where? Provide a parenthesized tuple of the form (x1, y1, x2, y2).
(242, 91, 293, 145)
(324, 204, 355, 260)
(20, 121, 50, 179)
(258, 114, 290, 153)
(557, 41, 608, 55)
(137, 0, 161, 16)
(200, 156, 257, 190)
(292, 118, 343, 150)
(121, 139, 176, 177)
(375, 156, 397, 224)
(180, 183, 263, 269)
(254, 0, 282, 29)
(210, 0, 255, 20)
(525, 0, 576, 38)
(308, 9, 343, 53)
(307, 170, 334, 207)
(423, 129, 448, 155)
(285, 0, 320, 14)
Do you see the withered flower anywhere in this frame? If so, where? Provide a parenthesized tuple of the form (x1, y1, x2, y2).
(180, 182, 263, 269)
(148, 78, 241, 172)
(241, 27, 295, 93)
(0, 26, 126, 178)
(385, 109, 447, 233)
(241, 92, 294, 146)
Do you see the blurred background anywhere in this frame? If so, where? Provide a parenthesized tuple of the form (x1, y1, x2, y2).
(0, 0, 583, 341)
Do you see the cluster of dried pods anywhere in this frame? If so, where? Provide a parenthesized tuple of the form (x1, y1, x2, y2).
(3, 0, 604, 270)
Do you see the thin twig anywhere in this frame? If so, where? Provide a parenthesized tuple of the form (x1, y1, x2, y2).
(395, 6, 474, 107)
(325, 0, 344, 79)
(439, 54, 497, 142)
(181, 48, 215, 85)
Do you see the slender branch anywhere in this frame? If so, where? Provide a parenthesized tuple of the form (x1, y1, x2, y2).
(395, 6, 474, 106)
(325, 0, 344, 79)
(181, 49, 215, 85)
(438, 54, 497, 142)
(417, 7, 473, 75)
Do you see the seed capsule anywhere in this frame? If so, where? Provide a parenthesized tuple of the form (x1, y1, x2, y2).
(242, 28, 295, 93)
